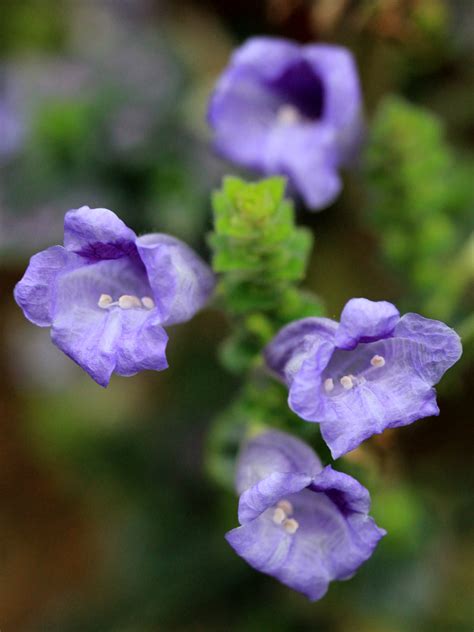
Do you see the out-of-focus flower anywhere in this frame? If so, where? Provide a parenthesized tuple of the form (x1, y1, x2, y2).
(208, 37, 363, 210)
(14, 207, 215, 386)
(264, 298, 462, 458)
(0, 98, 25, 161)
(226, 429, 385, 600)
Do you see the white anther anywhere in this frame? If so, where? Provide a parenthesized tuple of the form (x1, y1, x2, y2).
(371, 354, 386, 368)
(340, 375, 354, 390)
(141, 296, 155, 310)
(277, 500, 293, 516)
(273, 507, 286, 525)
(118, 294, 142, 309)
(283, 518, 299, 534)
(324, 378, 334, 393)
(277, 104, 302, 126)
(98, 294, 113, 309)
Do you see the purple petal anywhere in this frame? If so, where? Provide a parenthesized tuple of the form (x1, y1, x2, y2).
(50, 258, 165, 386)
(228, 470, 384, 600)
(394, 313, 462, 384)
(208, 68, 278, 169)
(208, 38, 299, 170)
(303, 45, 363, 163)
(51, 304, 120, 387)
(113, 309, 168, 377)
(136, 233, 215, 325)
(236, 429, 322, 495)
(226, 509, 330, 601)
(316, 337, 441, 458)
(264, 123, 342, 210)
(287, 340, 335, 419)
(264, 317, 337, 383)
(307, 467, 386, 579)
(64, 206, 137, 254)
(230, 37, 300, 81)
(238, 472, 312, 524)
(208, 38, 363, 211)
(309, 465, 371, 514)
(14, 246, 81, 327)
(335, 298, 400, 349)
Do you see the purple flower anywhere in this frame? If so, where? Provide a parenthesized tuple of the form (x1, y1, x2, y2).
(265, 298, 462, 458)
(226, 429, 385, 601)
(14, 206, 215, 386)
(207, 37, 363, 211)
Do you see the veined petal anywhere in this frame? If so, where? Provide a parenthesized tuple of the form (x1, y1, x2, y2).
(318, 337, 441, 458)
(309, 466, 371, 514)
(264, 317, 337, 384)
(307, 468, 386, 579)
(136, 233, 215, 325)
(228, 431, 385, 601)
(236, 429, 322, 495)
(14, 246, 81, 327)
(287, 340, 335, 420)
(51, 305, 120, 387)
(335, 298, 400, 349)
(114, 309, 168, 377)
(226, 508, 331, 602)
(228, 479, 384, 601)
(64, 206, 137, 255)
(238, 472, 312, 524)
(394, 313, 462, 384)
(50, 257, 156, 386)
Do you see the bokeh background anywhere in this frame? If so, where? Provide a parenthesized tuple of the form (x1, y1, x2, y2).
(0, 1, 473, 630)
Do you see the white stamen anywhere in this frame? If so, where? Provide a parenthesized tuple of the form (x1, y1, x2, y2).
(340, 375, 354, 390)
(277, 104, 302, 126)
(98, 294, 113, 309)
(283, 518, 299, 534)
(371, 354, 385, 368)
(141, 296, 155, 310)
(273, 507, 286, 525)
(277, 499, 293, 516)
(324, 378, 334, 393)
(118, 294, 142, 309)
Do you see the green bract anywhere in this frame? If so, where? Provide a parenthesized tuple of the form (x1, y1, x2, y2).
(209, 176, 322, 373)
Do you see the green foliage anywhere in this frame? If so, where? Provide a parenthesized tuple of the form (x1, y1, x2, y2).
(210, 177, 312, 309)
(209, 176, 323, 373)
(207, 177, 327, 487)
(365, 96, 473, 323)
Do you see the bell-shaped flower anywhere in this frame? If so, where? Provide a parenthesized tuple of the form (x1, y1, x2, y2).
(226, 429, 385, 601)
(264, 298, 462, 458)
(207, 37, 363, 211)
(14, 206, 215, 386)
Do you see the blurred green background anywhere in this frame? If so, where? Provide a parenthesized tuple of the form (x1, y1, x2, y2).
(0, 1, 472, 630)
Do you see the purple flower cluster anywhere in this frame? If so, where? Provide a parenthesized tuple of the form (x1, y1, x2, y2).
(14, 206, 215, 386)
(226, 301, 460, 600)
(265, 298, 462, 458)
(226, 430, 385, 600)
(208, 37, 363, 210)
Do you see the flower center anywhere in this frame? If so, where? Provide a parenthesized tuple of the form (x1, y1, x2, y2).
(98, 293, 155, 310)
(277, 104, 305, 126)
(324, 354, 386, 394)
(272, 499, 299, 534)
